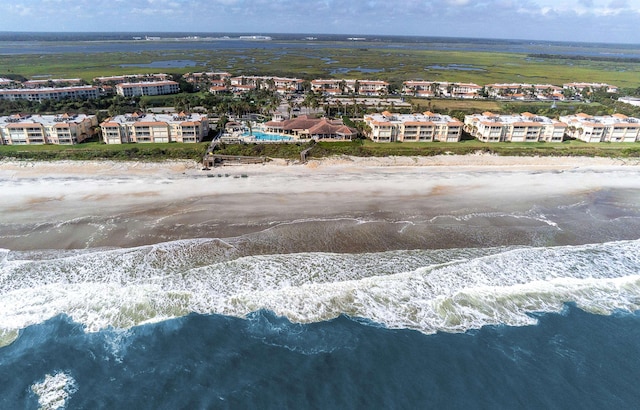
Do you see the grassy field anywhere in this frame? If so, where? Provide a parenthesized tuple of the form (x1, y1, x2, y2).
(1, 45, 639, 89)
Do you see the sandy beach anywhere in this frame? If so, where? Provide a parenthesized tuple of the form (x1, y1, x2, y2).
(1, 154, 640, 251)
(1, 153, 638, 177)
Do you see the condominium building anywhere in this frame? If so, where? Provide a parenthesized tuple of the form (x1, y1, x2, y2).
(311, 79, 389, 96)
(100, 112, 209, 144)
(451, 83, 482, 99)
(230, 76, 304, 94)
(231, 84, 256, 94)
(563, 82, 618, 96)
(93, 73, 171, 85)
(356, 80, 389, 96)
(618, 97, 640, 107)
(209, 85, 229, 95)
(0, 113, 97, 145)
(402, 81, 437, 98)
(184, 72, 231, 91)
(115, 81, 180, 97)
(310, 79, 342, 95)
(464, 112, 566, 142)
(559, 113, 640, 142)
(0, 86, 100, 102)
(23, 78, 84, 88)
(183, 72, 231, 84)
(402, 81, 481, 99)
(364, 111, 462, 142)
(484, 83, 565, 100)
(533, 84, 565, 100)
(485, 83, 532, 100)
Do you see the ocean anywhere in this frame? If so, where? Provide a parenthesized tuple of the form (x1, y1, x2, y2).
(1, 32, 640, 58)
(1, 161, 640, 408)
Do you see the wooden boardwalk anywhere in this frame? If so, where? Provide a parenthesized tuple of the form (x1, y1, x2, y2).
(203, 139, 267, 167)
(203, 153, 267, 167)
(202, 137, 315, 167)
(300, 141, 317, 163)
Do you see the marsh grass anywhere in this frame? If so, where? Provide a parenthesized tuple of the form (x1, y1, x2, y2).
(2, 47, 638, 88)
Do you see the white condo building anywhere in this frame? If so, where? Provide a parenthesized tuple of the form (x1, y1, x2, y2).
(402, 81, 481, 99)
(364, 111, 462, 142)
(0, 113, 97, 145)
(94, 74, 171, 84)
(563, 82, 618, 95)
(229, 76, 304, 94)
(484, 83, 564, 101)
(464, 112, 566, 142)
(559, 113, 640, 142)
(23, 78, 84, 88)
(115, 81, 180, 97)
(0, 86, 100, 102)
(618, 97, 640, 107)
(312, 79, 389, 96)
(100, 112, 209, 144)
(183, 72, 231, 86)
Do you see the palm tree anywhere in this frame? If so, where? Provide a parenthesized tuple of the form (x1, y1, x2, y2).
(339, 80, 347, 95)
(266, 78, 275, 91)
(138, 98, 148, 113)
(431, 82, 440, 97)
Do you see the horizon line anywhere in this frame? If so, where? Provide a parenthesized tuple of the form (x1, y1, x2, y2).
(0, 31, 638, 47)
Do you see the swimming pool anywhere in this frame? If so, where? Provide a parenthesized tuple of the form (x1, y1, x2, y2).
(242, 131, 294, 141)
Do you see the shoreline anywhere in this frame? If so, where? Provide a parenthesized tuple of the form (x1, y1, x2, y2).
(2, 152, 640, 252)
(1, 154, 639, 177)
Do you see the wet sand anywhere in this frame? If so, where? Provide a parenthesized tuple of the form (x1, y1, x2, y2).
(1, 156, 640, 251)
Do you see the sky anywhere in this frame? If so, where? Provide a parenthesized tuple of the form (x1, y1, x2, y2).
(2, 0, 640, 44)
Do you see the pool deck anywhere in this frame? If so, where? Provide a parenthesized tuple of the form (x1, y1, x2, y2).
(220, 128, 296, 143)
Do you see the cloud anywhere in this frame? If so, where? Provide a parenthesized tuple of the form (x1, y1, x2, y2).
(7, 5, 33, 17)
(608, 0, 628, 9)
(0, 0, 638, 43)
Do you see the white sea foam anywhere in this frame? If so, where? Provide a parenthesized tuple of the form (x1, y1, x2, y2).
(30, 371, 77, 410)
(1, 238, 640, 342)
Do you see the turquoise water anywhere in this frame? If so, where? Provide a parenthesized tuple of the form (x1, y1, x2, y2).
(243, 131, 293, 141)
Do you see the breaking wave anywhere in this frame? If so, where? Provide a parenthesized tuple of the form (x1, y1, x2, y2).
(1, 238, 639, 346)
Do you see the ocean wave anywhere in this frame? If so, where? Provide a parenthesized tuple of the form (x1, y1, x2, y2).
(30, 371, 77, 410)
(1, 239, 640, 345)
